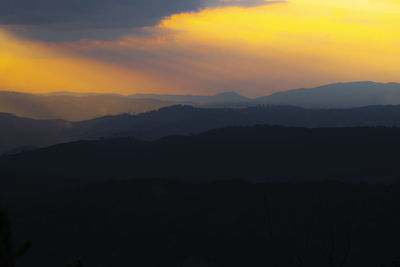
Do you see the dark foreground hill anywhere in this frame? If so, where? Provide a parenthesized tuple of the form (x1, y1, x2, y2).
(2, 125, 400, 267)
(3, 179, 400, 267)
(1, 125, 399, 183)
(4, 104, 400, 155)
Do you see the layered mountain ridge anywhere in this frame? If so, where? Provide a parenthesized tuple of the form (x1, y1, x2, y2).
(3, 81, 400, 121)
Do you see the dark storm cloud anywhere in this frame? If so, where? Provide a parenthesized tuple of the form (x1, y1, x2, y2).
(0, 0, 273, 41)
(0, 0, 202, 27)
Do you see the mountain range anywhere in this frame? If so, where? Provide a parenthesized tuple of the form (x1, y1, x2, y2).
(3, 81, 400, 121)
(256, 81, 400, 108)
(3, 82, 400, 267)
(1, 124, 399, 182)
(4, 104, 400, 155)
(129, 91, 250, 103)
(0, 91, 172, 121)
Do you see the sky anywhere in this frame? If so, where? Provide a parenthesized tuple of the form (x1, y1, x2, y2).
(1, 0, 400, 97)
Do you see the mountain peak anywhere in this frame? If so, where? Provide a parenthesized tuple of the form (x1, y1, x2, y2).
(212, 91, 249, 102)
(256, 81, 400, 108)
(214, 91, 241, 96)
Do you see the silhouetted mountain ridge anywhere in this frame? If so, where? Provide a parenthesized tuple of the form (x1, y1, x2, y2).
(0, 112, 70, 155)
(4, 104, 400, 155)
(1, 125, 399, 182)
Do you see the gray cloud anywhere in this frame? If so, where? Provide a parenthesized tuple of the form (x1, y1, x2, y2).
(205, 0, 284, 8)
(0, 0, 201, 26)
(0, 0, 274, 41)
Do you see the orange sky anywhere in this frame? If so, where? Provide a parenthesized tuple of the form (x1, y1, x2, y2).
(1, 0, 400, 96)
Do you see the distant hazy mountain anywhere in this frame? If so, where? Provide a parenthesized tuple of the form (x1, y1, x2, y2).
(257, 81, 400, 108)
(43, 91, 121, 97)
(2, 125, 399, 182)
(4, 105, 400, 155)
(0, 91, 174, 121)
(130, 81, 400, 108)
(129, 91, 250, 103)
(0, 91, 251, 121)
(4, 82, 400, 120)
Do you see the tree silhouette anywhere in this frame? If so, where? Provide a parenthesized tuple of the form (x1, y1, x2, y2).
(0, 208, 31, 267)
(67, 259, 83, 267)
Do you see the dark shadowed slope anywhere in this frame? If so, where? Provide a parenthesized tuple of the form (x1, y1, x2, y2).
(1, 125, 399, 182)
(0, 113, 71, 154)
(4, 105, 400, 155)
(256, 81, 400, 108)
(73, 105, 400, 140)
(5, 180, 400, 267)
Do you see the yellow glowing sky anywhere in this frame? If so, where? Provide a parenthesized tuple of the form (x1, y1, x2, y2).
(1, 0, 400, 96)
